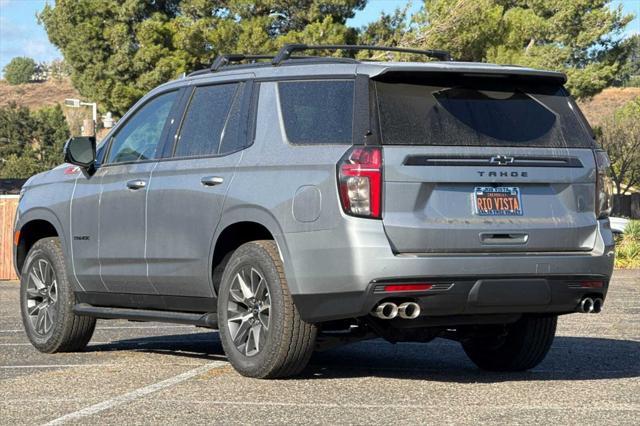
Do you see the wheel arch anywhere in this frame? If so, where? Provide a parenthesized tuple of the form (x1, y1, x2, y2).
(210, 211, 294, 295)
(15, 209, 66, 277)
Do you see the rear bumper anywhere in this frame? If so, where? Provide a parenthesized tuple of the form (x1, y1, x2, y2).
(284, 217, 615, 323)
(292, 275, 610, 323)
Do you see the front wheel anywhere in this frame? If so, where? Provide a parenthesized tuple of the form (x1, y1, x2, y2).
(462, 315, 557, 371)
(217, 240, 317, 379)
(20, 237, 96, 353)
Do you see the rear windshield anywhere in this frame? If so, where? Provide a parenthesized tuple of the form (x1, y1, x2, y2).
(375, 76, 594, 148)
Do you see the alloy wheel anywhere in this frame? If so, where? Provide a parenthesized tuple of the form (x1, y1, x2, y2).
(226, 267, 271, 357)
(25, 258, 58, 336)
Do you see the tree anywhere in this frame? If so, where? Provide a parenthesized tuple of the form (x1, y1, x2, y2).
(39, 0, 365, 116)
(358, 6, 410, 50)
(3, 57, 37, 85)
(0, 103, 34, 159)
(0, 103, 69, 178)
(0, 154, 42, 179)
(597, 98, 640, 194)
(32, 104, 70, 170)
(393, 0, 633, 99)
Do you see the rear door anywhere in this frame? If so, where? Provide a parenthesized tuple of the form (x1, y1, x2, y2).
(146, 80, 253, 298)
(374, 74, 598, 253)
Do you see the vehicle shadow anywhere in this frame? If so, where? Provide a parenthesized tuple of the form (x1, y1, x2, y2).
(86, 333, 640, 382)
(86, 331, 226, 362)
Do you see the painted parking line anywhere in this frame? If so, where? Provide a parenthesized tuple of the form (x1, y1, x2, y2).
(0, 325, 197, 333)
(43, 362, 227, 425)
(0, 338, 216, 346)
(1, 364, 117, 369)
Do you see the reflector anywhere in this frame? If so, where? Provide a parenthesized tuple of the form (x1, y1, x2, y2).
(382, 283, 433, 292)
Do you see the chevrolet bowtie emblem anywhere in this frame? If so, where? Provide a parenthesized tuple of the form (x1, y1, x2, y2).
(490, 155, 515, 165)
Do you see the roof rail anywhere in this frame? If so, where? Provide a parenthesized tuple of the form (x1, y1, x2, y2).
(211, 54, 273, 71)
(271, 44, 451, 65)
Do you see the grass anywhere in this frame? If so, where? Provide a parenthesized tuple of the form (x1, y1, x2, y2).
(615, 220, 640, 269)
(0, 79, 79, 110)
(578, 87, 640, 127)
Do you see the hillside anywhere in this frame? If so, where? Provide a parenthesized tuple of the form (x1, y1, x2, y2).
(1, 78, 638, 133)
(578, 87, 640, 128)
(0, 79, 80, 110)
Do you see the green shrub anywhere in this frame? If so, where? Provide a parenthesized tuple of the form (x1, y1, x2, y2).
(3, 57, 36, 85)
(615, 220, 640, 268)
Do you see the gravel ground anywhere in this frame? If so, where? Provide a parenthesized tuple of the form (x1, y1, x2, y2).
(1, 270, 638, 425)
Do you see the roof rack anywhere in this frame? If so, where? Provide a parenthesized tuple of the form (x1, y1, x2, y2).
(210, 54, 274, 71)
(271, 44, 452, 65)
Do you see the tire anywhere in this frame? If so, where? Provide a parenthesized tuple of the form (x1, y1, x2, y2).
(462, 315, 557, 372)
(20, 237, 96, 353)
(217, 240, 317, 379)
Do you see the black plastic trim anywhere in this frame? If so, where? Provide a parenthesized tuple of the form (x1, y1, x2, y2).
(403, 155, 584, 168)
(74, 291, 217, 313)
(74, 303, 217, 328)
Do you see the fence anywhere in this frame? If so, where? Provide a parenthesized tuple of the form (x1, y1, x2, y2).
(612, 193, 640, 219)
(0, 196, 18, 280)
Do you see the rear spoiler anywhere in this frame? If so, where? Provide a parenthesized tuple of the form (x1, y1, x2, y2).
(368, 64, 567, 85)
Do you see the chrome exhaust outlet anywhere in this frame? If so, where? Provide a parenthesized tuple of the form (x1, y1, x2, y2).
(592, 298, 603, 314)
(398, 302, 421, 319)
(373, 302, 398, 320)
(579, 297, 594, 313)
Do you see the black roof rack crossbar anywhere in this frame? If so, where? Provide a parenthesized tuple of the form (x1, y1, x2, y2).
(272, 44, 452, 65)
(211, 54, 274, 71)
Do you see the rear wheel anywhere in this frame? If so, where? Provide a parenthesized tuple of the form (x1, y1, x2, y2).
(217, 240, 317, 378)
(462, 315, 557, 371)
(20, 237, 96, 353)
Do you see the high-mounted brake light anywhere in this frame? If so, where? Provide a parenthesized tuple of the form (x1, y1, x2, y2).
(594, 150, 613, 219)
(338, 147, 382, 218)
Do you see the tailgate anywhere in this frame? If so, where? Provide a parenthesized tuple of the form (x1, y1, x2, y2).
(374, 72, 598, 253)
(382, 146, 597, 253)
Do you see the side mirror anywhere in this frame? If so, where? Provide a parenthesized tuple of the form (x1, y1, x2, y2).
(64, 136, 96, 169)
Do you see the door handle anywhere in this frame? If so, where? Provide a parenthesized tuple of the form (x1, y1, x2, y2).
(201, 176, 224, 186)
(126, 179, 147, 190)
(479, 233, 528, 245)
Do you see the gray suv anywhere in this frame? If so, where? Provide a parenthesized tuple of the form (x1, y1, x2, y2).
(13, 44, 615, 378)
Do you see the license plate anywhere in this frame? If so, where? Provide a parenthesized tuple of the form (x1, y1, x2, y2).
(474, 187, 523, 216)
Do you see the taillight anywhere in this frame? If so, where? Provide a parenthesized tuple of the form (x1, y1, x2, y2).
(338, 146, 382, 218)
(595, 150, 613, 219)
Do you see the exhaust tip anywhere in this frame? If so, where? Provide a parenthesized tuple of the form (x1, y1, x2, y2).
(373, 302, 398, 320)
(592, 298, 603, 314)
(579, 297, 594, 313)
(398, 302, 421, 319)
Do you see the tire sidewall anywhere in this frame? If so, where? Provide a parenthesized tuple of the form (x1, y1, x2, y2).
(20, 238, 74, 352)
(217, 243, 286, 377)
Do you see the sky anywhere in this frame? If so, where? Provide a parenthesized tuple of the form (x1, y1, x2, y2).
(1, 0, 639, 74)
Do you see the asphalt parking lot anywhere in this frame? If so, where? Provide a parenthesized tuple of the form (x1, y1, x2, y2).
(1, 271, 639, 425)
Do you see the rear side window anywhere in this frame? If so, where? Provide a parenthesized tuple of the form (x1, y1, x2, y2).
(375, 77, 594, 148)
(174, 83, 247, 158)
(278, 80, 354, 144)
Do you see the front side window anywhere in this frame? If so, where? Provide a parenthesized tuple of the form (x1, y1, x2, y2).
(278, 80, 354, 144)
(174, 83, 242, 158)
(107, 91, 178, 163)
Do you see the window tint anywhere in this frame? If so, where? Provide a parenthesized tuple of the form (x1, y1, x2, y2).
(107, 91, 177, 163)
(174, 83, 242, 157)
(278, 80, 354, 144)
(375, 78, 594, 148)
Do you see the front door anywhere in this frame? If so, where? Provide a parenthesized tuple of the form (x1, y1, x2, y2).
(98, 90, 180, 293)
